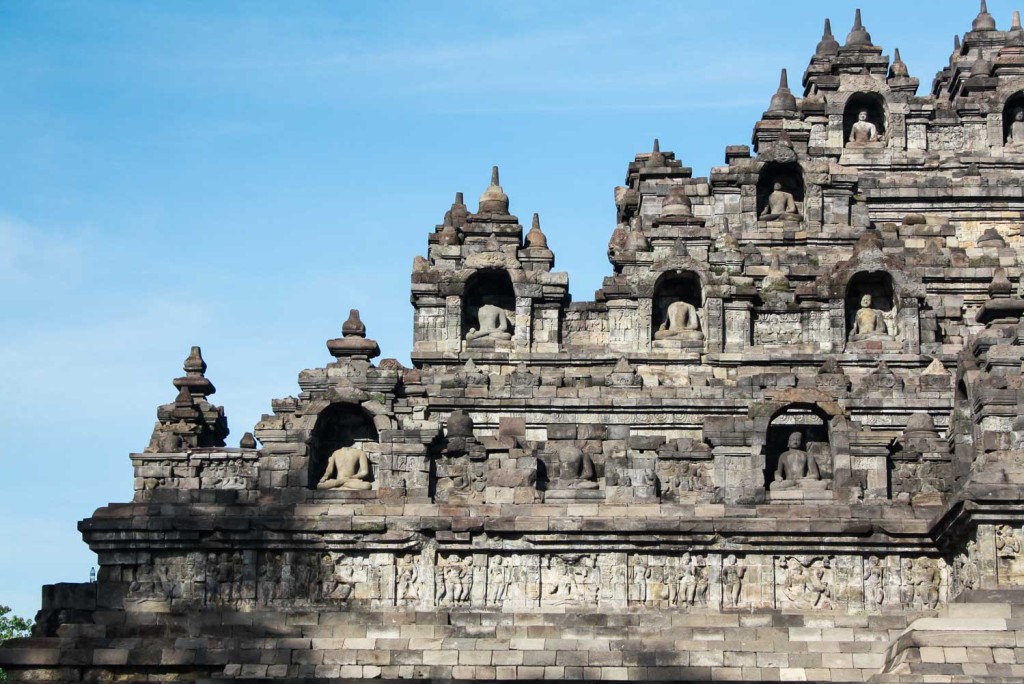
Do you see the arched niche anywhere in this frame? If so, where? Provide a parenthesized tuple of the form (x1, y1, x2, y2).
(845, 271, 896, 341)
(1003, 91, 1024, 145)
(843, 92, 886, 145)
(764, 404, 833, 491)
(462, 268, 516, 342)
(756, 161, 805, 220)
(651, 270, 704, 342)
(307, 403, 379, 489)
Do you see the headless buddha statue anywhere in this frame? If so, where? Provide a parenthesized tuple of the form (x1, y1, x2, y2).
(317, 446, 372, 490)
(466, 303, 513, 343)
(654, 300, 704, 341)
(557, 446, 598, 490)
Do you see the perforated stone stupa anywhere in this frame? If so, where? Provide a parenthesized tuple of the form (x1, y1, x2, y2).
(6, 4, 1024, 682)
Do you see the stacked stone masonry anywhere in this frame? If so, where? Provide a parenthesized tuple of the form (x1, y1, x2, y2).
(7, 3, 1024, 682)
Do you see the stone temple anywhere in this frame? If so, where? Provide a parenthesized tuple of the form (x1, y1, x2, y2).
(7, 4, 1024, 682)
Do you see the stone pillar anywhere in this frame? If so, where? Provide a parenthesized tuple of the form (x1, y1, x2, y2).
(898, 297, 921, 353)
(830, 301, 846, 352)
(822, 188, 852, 226)
(715, 445, 764, 505)
(446, 295, 462, 353)
(513, 296, 532, 354)
(722, 300, 750, 352)
(607, 299, 640, 353)
(531, 302, 561, 354)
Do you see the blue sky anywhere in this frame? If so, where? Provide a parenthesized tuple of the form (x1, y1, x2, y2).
(0, 1, 1011, 619)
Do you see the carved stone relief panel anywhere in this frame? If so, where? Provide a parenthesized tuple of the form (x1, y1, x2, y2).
(541, 554, 602, 607)
(436, 554, 476, 607)
(255, 551, 381, 606)
(898, 557, 944, 609)
(486, 554, 540, 609)
(775, 555, 835, 610)
(995, 524, 1024, 586)
(395, 554, 424, 607)
(754, 312, 802, 346)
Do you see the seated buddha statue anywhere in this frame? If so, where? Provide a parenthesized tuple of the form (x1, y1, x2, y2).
(848, 294, 890, 341)
(770, 432, 827, 491)
(317, 446, 372, 490)
(849, 110, 880, 145)
(557, 446, 598, 490)
(466, 303, 513, 343)
(1007, 109, 1024, 146)
(654, 301, 704, 341)
(760, 182, 801, 221)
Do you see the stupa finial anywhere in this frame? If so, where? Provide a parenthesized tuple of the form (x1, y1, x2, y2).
(816, 18, 840, 56)
(846, 9, 873, 47)
(173, 345, 215, 397)
(645, 138, 666, 167)
(767, 68, 797, 113)
(890, 48, 909, 78)
(525, 213, 548, 249)
(973, 0, 996, 31)
(478, 165, 510, 214)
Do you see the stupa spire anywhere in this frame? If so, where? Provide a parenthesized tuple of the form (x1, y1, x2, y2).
(815, 18, 840, 56)
(173, 345, 215, 398)
(845, 9, 873, 47)
(478, 165, 510, 214)
(645, 138, 665, 167)
(889, 48, 909, 78)
(768, 68, 798, 113)
(524, 213, 548, 249)
(973, 0, 996, 31)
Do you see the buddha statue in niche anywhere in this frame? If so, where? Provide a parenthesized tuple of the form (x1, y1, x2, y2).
(654, 301, 704, 341)
(1007, 109, 1024, 146)
(556, 446, 598, 490)
(848, 294, 890, 341)
(466, 301, 513, 343)
(770, 431, 828, 491)
(317, 446, 372, 490)
(760, 182, 801, 221)
(849, 110, 880, 144)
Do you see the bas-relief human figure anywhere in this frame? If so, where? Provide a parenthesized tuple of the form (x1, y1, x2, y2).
(771, 431, 827, 490)
(722, 554, 745, 607)
(1007, 109, 1024, 146)
(466, 303, 513, 343)
(996, 524, 1022, 558)
(865, 557, 885, 608)
(760, 182, 801, 221)
(849, 110, 880, 144)
(317, 446, 372, 490)
(849, 294, 890, 341)
(654, 300, 704, 341)
(397, 564, 419, 603)
(487, 557, 511, 605)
